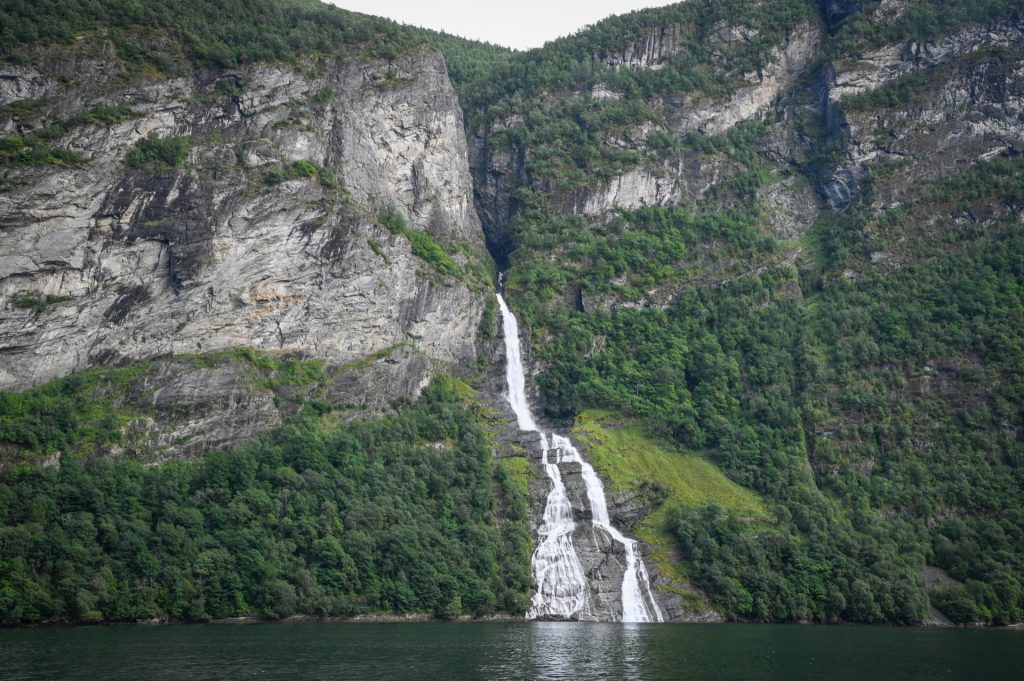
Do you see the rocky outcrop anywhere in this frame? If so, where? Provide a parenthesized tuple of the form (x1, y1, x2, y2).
(574, 23, 821, 215)
(670, 22, 824, 136)
(830, 20, 1024, 102)
(601, 24, 689, 71)
(840, 38, 1024, 195)
(0, 46, 488, 393)
(578, 165, 682, 216)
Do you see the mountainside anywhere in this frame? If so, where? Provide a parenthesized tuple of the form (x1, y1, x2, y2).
(468, 0, 1024, 625)
(1, 0, 1022, 626)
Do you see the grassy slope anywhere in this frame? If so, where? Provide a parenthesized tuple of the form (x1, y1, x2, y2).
(573, 409, 766, 603)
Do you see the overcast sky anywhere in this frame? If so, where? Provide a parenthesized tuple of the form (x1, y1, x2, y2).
(328, 1, 679, 50)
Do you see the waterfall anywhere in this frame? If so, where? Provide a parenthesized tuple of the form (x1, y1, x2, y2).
(496, 289, 663, 623)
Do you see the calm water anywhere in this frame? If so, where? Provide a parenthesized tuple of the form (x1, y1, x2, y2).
(1, 622, 1021, 681)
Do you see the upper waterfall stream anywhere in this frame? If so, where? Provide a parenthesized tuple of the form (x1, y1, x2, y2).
(496, 289, 663, 623)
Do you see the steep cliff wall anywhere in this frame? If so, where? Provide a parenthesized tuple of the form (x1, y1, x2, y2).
(0, 43, 488, 397)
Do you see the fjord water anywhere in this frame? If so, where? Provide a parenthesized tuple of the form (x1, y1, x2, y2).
(497, 292, 660, 622)
(2, 622, 1021, 681)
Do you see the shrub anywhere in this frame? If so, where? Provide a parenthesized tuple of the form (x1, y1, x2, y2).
(126, 133, 190, 172)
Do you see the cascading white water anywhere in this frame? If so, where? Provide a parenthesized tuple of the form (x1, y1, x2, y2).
(497, 289, 663, 623)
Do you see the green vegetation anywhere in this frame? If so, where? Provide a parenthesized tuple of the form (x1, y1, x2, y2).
(125, 132, 189, 172)
(575, 410, 766, 517)
(1, 103, 139, 168)
(12, 293, 75, 314)
(261, 159, 340, 192)
(495, 457, 533, 498)
(0, 134, 87, 168)
(377, 205, 463, 279)
(264, 159, 318, 185)
(417, 29, 512, 101)
(831, 0, 1023, 56)
(367, 239, 389, 263)
(0, 378, 532, 624)
(479, 296, 498, 340)
(0, 361, 152, 458)
(0, 0, 421, 70)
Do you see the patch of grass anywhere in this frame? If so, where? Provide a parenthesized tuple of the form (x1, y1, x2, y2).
(430, 374, 477, 405)
(368, 239, 390, 263)
(376, 205, 463, 279)
(497, 457, 533, 497)
(573, 409, 767, 593)
(574, 409, 767, 515)
(185, 347, 326, 389)
(406, 231, 462, 278)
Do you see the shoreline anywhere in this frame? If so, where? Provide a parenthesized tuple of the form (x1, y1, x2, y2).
(4, 614, 1021, 630)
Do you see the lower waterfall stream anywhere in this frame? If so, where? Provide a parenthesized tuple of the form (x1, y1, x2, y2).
(496, 290, 663, 623)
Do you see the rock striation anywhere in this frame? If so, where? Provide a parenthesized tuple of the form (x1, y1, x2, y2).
(0, 46, 487, 395)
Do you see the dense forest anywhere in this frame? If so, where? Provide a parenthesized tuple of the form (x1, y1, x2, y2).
(1, 0, 1023, 626)
(0, 375, 531, 624)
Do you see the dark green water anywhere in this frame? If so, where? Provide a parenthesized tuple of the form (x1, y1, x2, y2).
(1, 622, 1021, 680)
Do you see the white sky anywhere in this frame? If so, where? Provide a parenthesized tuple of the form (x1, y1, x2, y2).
(328, 1, 679, 51)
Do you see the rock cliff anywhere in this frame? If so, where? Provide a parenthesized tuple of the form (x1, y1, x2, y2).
(0, 44, 488, 400)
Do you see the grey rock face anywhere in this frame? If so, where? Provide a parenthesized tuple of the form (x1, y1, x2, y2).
(840, 32, 1024, 197)
(808, 19, 1024, 212)
(669, 22, 823, 137)
(0, 48, 486, 395)
(829, 20, 1024, 102)
(123, 358, 287, 461)
(601, 24, 689, 71)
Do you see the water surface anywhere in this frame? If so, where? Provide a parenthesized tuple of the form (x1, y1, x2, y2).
(2, 622, 1021, 680)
